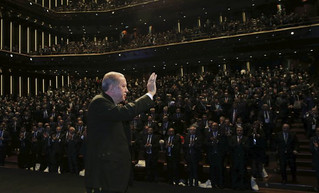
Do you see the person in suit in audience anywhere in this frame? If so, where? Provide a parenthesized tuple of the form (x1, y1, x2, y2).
(184, 125, 202, 186)
(145, 115, 159, 134)
(131, 115, 144, 132)
(143, 127, 160, 182)
(275, 123, 299, 184)
(8, 116, 21, 152)
(65, 126, 80, 175)
(0, 122, 10, 166)
(248, 121, 266, 179)
(18, 127, 31, 169)
(30, 124, 43, 170)
(206, 122, 228, 188)
(311, 127, 319, 191)
(165, 128, 181, 185)
(229, 125, 249, 190)
(258, 104, 276, 148)
(158, 115, 173, 138)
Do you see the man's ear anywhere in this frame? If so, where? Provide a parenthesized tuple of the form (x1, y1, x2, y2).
(106, 84, 114, 93)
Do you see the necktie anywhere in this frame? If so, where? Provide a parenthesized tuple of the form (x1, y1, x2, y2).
(147, 135, 152, 144)
(233, 109, 236, 123)
(284, 133, 288, 143)
(147, 135, 152, 154)
(0, 131, 2, 146)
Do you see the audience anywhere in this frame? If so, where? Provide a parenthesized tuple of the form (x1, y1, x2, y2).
(31, 10, 308, 55)
(54, 0, 156, 12)
(0, 64, 318, 190)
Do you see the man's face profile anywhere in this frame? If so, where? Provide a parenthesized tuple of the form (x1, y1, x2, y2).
(112, 76, 128, 103)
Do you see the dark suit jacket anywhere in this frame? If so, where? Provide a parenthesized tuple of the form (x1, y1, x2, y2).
(183, 134, 202, 163)
(275, 132, 299, 156)
(142, 134, 160, 159)
(228, 135, 249, 165)
(310, 136, 319, 170)
(165, 134, 181, 159)
(206, 130, 228, 157)
(85, 92, 154, 192)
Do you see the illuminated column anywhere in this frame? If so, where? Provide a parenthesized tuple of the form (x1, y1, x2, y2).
(27, 77, 30, 96)
(61, 75, 64, 87)
(201, 66, 205, 73)
(19, 76, 22, 97)
(10, 21, 13, 52)
(42, 31, 45, 49)
(67, 0, 69, 6)
(35, 0, 38, 3)
(177, 20, 181, 33)
(55, 76, 58, 89)
(55, 0, 57, 8)
(42, 0, 45, 7)
(198, 17, 201, 28)
(61, 0, 63, 6)
(246, 61, 250, 72)
(61, 37, 64, 43)
(0, 18, 3, 50)
(49, 0, 51, 9)
(35, 78, 38, 96)
(55, 35, 58, 45)
(66, 38, 69, 45)
(219, 14, 223, 24)
(223, 64, 227, 73)
(242, 11, 246, 23)
(42, 79, 45, 93)
(180, 66, 184, 77)
(10, 75, 13, 95)
(0, 74, 3, 96)
(27, 27, 30, 53)
(49, 79, 52, 87)
(49, 33, 51, 47)
(34, 29, 38, 52)
(19, 24, 22, 53)
(67, 75, 70, 86)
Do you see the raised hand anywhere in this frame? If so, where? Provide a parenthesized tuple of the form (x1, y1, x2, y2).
(147, 72, 157, 97)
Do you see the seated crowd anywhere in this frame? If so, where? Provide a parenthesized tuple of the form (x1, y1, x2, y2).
(31, 10, 308, 55)
(54, 0, 156, 12)
(0, 65, 318, 190)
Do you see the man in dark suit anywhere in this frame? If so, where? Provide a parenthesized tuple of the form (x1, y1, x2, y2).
(85, 72, 157, 193)
(65, 126, 80, 174)
(275, 123, 299, 184)
(145, 115, 159, 134)
(18, 127, 31, 169)
(143, 127, 160, 182)
(0, 123, 10, 166)
(184, 125, 202, 187)
(30, 125, 43, 170)
(165, 128, 181, 185)
(158, 115, 172, 138)
(258, 104, 275, 146)
(311, 127, 319, 191)
(229, 125, 249, 190)
(206, 122, 228, 188)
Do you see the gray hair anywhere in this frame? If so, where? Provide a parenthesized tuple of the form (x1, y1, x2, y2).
(101, 72, 124, 92)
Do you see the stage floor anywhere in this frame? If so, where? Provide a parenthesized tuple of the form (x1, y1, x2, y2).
(0, 167, 312, 193)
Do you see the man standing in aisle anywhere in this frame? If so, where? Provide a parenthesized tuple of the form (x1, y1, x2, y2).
(85, 72, 157, 193)
(275, 123, 299, 184)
